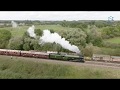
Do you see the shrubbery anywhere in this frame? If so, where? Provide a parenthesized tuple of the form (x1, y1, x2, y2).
(0, 29, 11, 48)
(8, 37, 23, 50)
(0, 21, 120, 56)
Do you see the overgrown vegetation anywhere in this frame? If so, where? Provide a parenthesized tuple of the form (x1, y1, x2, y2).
(0, 29, 11, 48)
(0, 20, 120, 56)
(0, 55, 120, 79)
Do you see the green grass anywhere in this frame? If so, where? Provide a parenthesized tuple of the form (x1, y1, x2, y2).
(0, 26, 29, 38)
(100, 37, 120, 56)
(104, 37, 120, 44)
(0, 55, 120, 79)
(94, 47, 120, 56)
(0, 25, 78, 38)
(100, 47, 116, 54)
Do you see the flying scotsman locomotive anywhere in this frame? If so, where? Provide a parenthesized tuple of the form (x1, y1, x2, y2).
(0, 49, 85, 62)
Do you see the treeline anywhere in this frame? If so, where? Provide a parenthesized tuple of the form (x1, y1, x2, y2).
(0, 20, 62, 26)
(1, 20, 120, 28)
(0, 27, 103, 54)
(60, 20, 120, 28)
(60, 20, 120, 39)
(0, 20, 120, 56)
(0, 29, 70, 53)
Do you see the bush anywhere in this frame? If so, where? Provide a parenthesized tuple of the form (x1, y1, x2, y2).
(35, 29, 43, 36)
(8, 37, 23, 50)
(82, 43, 101, 57)
(82, 43, 94, 57)
(102, 41, 120, 49)
(49, 29, 54, 33)
(0, 29, 11, 48)
(86, 26, 103, 46)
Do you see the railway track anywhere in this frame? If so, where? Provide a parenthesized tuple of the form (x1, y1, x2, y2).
(85, 60, 120, 68)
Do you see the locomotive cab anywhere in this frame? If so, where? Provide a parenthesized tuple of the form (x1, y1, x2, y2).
(76, 53, 85, 62)
(79, 55, 85, 62)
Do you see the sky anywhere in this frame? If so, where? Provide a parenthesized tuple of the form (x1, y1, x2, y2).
(0, 11, 120, 21)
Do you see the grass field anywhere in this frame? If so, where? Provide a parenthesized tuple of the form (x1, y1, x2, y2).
(0, 26, 29, 38)
(94, 47, 120, 56)
(100, 47, 116, 55)
(0, 25, 78, 38)
(101, 37, 120, 56)
(0, 55, 120, 79)
(104, 37, 120, 44)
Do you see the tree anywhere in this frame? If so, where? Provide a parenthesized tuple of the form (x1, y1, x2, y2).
(0, 29, 11, 48)
(31, 39, 42, 50)
(23, 38, 33, 51)
(61, 29, 87, 47)
(8, 37, 23, 50)
(86, 25, 102, 46)
(61, 20, 69, 27)
(82, 43, 94, 57)
(54, 43, 62, 54)
(35, 29, 43, 36)
(22, 31, 30, 38)
(50, 29, 54, 33)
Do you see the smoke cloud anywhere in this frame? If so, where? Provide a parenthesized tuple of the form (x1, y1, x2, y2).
(27, 25, 36, 38)
(11, 21, 18, 28)
(39, 30, 80, 53)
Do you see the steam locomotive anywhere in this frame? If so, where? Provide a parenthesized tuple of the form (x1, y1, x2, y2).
(0, 49, 85, 62)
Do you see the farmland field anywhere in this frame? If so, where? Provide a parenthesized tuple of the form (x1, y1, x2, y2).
(104, 37, 120, 44)
(0, 25, 79, 38)
(0, 55, 120, 79)
(0, 26, 29, 37)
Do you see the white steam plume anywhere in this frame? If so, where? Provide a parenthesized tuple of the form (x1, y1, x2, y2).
(27, 25, 36, 38)
(11, 21, 18, 28)
(39, 30, 80, 54)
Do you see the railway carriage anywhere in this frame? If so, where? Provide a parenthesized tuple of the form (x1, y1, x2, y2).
(0, 49, 84, 62)
(20, 51, 49, 59)
(0, 49, 7, 55)
(7, 50, 21, 56)
(0, 49, 21, 56)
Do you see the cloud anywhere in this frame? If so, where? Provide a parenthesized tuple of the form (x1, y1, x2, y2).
(0, 11, 120, 20)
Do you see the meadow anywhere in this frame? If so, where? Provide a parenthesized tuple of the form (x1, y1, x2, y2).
(0, 55, 120, 79)
(0, 25, 79, 38)
(104, 37, 120, 44)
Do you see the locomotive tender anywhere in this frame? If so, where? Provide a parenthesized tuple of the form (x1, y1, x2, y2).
(0, 49, 85, 62)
